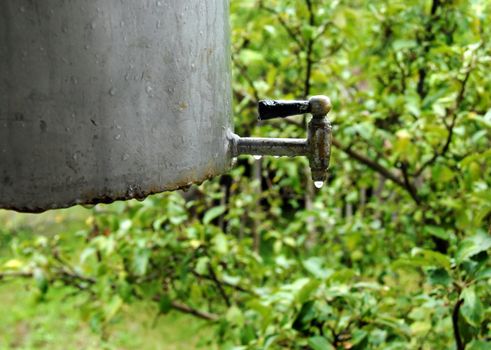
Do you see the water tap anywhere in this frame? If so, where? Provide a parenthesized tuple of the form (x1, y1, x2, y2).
(231, 95, 332, 187)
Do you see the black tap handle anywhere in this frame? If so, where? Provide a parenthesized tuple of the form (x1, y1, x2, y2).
(258, 99, 310, 120)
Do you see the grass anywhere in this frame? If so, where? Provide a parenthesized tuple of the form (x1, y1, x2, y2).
(0, 206, 215, 350)
(0, 281, 214, 349)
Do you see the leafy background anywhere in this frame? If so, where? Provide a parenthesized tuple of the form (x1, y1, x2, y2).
(1, 0, 491, 349)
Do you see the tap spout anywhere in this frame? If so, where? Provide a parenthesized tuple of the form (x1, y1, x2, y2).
(234, 137, 308, 158)
(231, 95, 332, 184)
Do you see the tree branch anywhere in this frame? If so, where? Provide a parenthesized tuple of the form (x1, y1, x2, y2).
(303, 0, 316, 99)
(170, 300, 220, 322)
(207, 263, 231, 307)
(413, 66, 472, 177)
(416, 0, 442, 99)
(400, 162, 422, 204)
(232, 55, 260, 103)
(193, 271, 255, 295)
(259, 4, 305, 49)
(332, 138, 405, 188)
(452, 298, 465, 350)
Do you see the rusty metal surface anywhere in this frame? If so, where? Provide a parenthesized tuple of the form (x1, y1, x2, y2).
(0, 0, 232, 212)
(234, 137, 308, 157)
(307, 117, 332, 182)
(233, 96, 332, 183)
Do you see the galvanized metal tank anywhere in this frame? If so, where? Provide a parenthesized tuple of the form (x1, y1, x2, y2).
(0, 0, 232, 212)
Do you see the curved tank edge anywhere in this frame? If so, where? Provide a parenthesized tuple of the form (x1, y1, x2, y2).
(3, 166, 226, 214)
(2, 129, 236, 213)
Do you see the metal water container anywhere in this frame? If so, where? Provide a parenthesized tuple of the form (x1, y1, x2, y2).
(0, 0, 232, 212)
(0, 0, 333, 213)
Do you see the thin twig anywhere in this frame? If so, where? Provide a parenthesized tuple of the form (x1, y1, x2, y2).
(259, 4, 305, 49)
(207, 263, 231, 307)
(452, 299, 465, 350)
(332, 138, 406, 189)
(413, 66, 473, 177)
(168, 300, 219, 322)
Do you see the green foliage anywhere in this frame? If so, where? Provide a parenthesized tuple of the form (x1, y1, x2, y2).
(2, 0, 491, 349)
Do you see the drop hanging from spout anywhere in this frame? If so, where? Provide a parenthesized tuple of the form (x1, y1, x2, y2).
(230, 95, 333, 184)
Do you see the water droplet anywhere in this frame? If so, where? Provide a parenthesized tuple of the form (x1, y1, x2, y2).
(145, 85, 153, 95)
(314, 181, 324, 189)
(253, 155, 262, 160)
(109, 88, 116, 96)
(114, 134, 121, 140)
(122, 153, 130, 161)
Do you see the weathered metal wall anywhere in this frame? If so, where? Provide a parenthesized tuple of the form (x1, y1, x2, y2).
(0, 0, 232, 212)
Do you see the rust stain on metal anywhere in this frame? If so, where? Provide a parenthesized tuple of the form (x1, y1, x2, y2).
(234, 95, 333, 183)
(6, 170, 222, 213)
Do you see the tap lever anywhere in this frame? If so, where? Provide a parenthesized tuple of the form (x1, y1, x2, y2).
(258, 96, 332, 121)
(258, 99, 310, 120)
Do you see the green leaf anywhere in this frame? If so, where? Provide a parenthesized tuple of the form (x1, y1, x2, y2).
(226, 305, 244, 327)
(392, 39, 417, 50)
(302, 257, 333, 279)
(104, 296, 123, 323)
(3, 259, 24, 270)
(406, 248, 451, 269)
(213, 233, 229, 255)
(466, 340, 491, 350)
(240, 324, 256, 345)
(203, 205, 226, 225)
(133, 249, 150, 276)
(428, 268, 452, 286)
(456, 232, 491, 264)
(296, 279, 321, 304)
(351, 329, 368, 346)
(33, 268, 48, 295)
(292, 301, 316, 333)
(410, 321, 432, 335)
(425, 226, 450, 241)
(158, 294, 172, 314)
(460, 286, 484, 327)
(308, 336, 334, 350)
(195, 256, 210, 275)
(475, 267, 491, 281)
(239, 49, 263, 65)
(375, 315, 411, 338)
